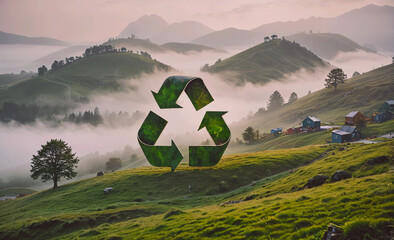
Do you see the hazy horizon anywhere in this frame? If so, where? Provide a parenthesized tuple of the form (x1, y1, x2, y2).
(1, 0, 393, 42)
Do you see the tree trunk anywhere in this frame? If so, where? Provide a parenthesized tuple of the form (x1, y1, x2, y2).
(53, 179, 58, 188)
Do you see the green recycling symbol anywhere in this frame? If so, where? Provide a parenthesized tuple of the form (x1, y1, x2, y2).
(137, 76, 231, 172)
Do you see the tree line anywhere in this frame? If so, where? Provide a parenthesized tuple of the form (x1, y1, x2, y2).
(0, 102, 69, 124)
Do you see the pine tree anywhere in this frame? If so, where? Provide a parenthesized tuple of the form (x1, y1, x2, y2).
(267, 90, 284, 111)
(325, 68, 347, 91)
(288, 92, 298, 104)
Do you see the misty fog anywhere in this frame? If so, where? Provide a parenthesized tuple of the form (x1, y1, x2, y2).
(0, 44, 65, 73)
(0, 48, 391, 189)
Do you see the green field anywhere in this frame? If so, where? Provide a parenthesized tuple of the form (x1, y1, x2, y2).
(0, 140, 392, 239)
(205, 39, 327, 85)
(0, 52, 171, 105)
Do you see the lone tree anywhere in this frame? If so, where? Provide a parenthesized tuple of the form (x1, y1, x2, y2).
(267, 90, 284, 111)
(325, 68, 347, 91)
(31, 139, 79, 188)
(242, 126, 256, 144)
(288, 92, 298, 104)
(106, 157, 122, 171)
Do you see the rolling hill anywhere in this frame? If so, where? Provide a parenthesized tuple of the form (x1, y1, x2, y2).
(0, 31, 67, 46)
(0, 52, 172, 105)
(0, 140, 391, 239)
(286, 32, 375, 60)
(253, 4, 394, 52)
(104, 38, 219, 54)
(204, 39, 328, 85)
(231, 63, 394, 137)
(103, 38, 168, 53)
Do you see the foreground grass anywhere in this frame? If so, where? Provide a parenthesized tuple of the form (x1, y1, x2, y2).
(0, 141, 392, 239)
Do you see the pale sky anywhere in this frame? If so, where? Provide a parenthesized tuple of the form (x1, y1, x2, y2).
(0, 0, 393, 43)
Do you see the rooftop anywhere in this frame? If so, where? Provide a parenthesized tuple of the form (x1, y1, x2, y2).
(307, 116, 321, 122)
(385, 100, 394, 105)
(345, 111, 359, 118)
(332, 130, 352, 136)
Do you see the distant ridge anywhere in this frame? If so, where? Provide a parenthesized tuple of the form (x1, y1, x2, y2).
(252, 4, 394, 52)
(119, 15, 213, 44)
(0, 31, 67, 46)
(286, 32, 375, 60)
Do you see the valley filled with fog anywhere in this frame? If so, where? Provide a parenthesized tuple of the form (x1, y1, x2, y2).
(0, 43, 391, 189)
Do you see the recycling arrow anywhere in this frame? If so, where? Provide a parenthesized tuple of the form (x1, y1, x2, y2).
(137, 111, 183, 172)
(152, 76, 214, 110)
(138, 76, 230, 172)
(189, 111, 231, 167)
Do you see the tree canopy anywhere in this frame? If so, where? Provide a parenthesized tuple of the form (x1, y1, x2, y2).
(31, 139, 79, 188)
(267, 90, 284, 111)
(106, 158, 122, 171)
(242, 127, 260, 144)
(325, 68, 347, 91)
(288, 92, 298, 104)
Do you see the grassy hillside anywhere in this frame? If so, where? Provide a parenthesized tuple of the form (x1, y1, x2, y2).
(205, 39, 328, 85)
(0, 52, 171, 105)
(104, 38, 168, 53)
(0, 73, 33, 88)
(0, 141, 392, 239)
(229, 120, 394, 154)
(231, 63, 394, 136)
(286, 32, 375, 60)
(160, 42, 218, 54)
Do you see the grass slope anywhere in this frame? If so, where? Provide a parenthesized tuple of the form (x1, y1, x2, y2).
(286, 32, 375, 60)
(205, 39, 327, 85)
(0, 141, 392, 239)
(232, 63, 394, 136)
(0, 73, 33, 88)
(0, 52, 171, 104)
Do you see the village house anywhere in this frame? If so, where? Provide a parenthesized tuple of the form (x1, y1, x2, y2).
(374, 111, 392, 123)
(345, 111, 365, 125)
(332, 126, 361, 143)
(302, 116, 321, 130)
(382, 100, 394, 112)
